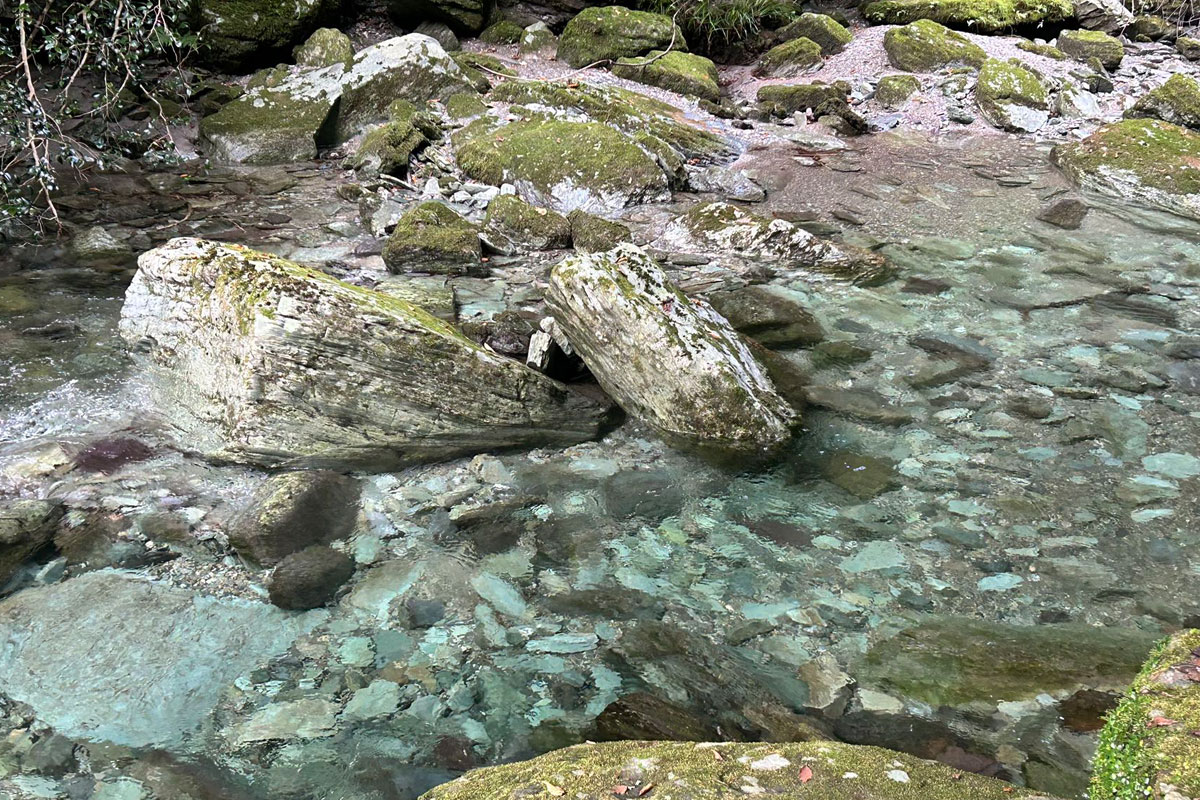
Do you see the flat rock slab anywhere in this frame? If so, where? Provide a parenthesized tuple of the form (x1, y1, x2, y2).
(0, 571, 321, 749)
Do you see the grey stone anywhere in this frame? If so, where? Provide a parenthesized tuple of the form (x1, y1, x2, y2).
(268, 545, 356, 609)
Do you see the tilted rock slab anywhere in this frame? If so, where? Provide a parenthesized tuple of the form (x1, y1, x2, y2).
(546, 244, 796, 459)
(118, 238, 612, 470)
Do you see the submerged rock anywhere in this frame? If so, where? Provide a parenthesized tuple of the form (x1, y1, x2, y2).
(653, 202, 894, 285)
(883, 20, 986, 72)
(118, 238, 613, 470)
(0, 570, 319, 748)
(0, 500, 63, 586)
(863, 0, 1072, 31)
(420, 740, 1062, 799)
(706, 285, 825, 347)
(1126, 74, 1200, 131)
(1052, 118, 1200, 222)
(229, 470, 360, 565)
(975, 58, 1050, 132)
(546, 244, 796, 459)
(268, 545, 355, 609)
(557, 6, 685, 69)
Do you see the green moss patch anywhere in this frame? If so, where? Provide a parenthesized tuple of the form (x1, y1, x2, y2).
(883, 19, 986, 72)
(862, 0, 1073, 32)
(558, 6, 686, 68)
(1017, 39, 1066, 59)
(293, 27, 354, 68)
(612, 50, 721, 102)
(758, 81, 848, 116)
(875, 74, 922, 107)
(1057, 29, 1124, 70)
(479, 19, 524, 44)
(777, 12, 853, 54)
(1127, 73, 1200, 131)
(568, 210, 632, 252)
(753, 36, 823, 78)
(1053, 117, 1200, 201)
(382, 202, 483, 275)
(484, 195, 571, 250)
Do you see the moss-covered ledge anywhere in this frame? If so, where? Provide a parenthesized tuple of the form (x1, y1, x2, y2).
(1091, 630, 1200, 800)
(420, 740, 1064, 799)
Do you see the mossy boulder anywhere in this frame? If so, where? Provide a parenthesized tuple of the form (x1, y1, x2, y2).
(753, 37, 823, 78)
(613, 51, 721, 102)
(1017, 39, 1066, 58)
(455, 117, 671, 213)
(558, 6, 686, 69)
(382, 202, 483, 275)
(479, 19, 523, 44)
(1090, 630, 1200, 800)
(758, 82, 849, 116)
(1128, 14, 1173, 40)
(518, 21, 558, 55)
(568, 210, 632, 251)
(195, 0, 340, 70)
(487, 79, 732, 163)
(445, 91, 488, 119)
(387, 0, 492, 34)
(1057, 29, 1124, 70)
(863, 0, 1073, 32)
(483, 195, 572, 251)
(547, 244, 796, 460)
(293, 27, 353, 68)
(777, 13, 853, 54)
(1127, 74, 1200, 131)
(419, 740, 1064, 800)
(1180, 36, 1200, 60)
(118, 238, 612, 470)
(975, 58, 1049, 132)
(874, 74, 922, 107)
(883, 20, 986, 72)
(653, 202, 895, 285)
(1052, 118, 1200, 221)
(858, 616, 1157, 707)
(350, 120, 427, 177)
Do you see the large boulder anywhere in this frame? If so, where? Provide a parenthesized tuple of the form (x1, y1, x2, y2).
(293, 27, 354, 68)
(228, 470, 360, 566)
(1057, 28, 1124, 69)
(975, 58, 1050, 132)
(1126, 74, 1200, 131)
(752, 37, 823, 79)
(546, 244, 796, 460)
(267, 545, 356, 610)
(652, 202, 894, 285)
(0, 570, 319, 748)
(1052, 118, 1200, 222)
(1090, 629, 1200, 800)
(557, 6, 685, 69)
(612, 51, 721, 102)
(200, 34, 474, 164)
(382, 202, 483, 275)
(1073, 0, 1135, 32)
(195, 0, 339, 70)
(863, 0, 1073, 32)
(757, 81, 849, 116)
(420, 740, 1063, 800)
(117, 238, 613, 470)
(777, 12, 853, 54)
(883, 20, 987, 72)
(455, 118, 671, 213)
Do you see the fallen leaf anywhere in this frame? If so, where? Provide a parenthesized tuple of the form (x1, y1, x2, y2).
(544, 782, 565, 797)
(713, 750, 725, 762)
(612, 785, 627, 796)
(799, 766, 813, 784)
(1150, 716, 1178, 727)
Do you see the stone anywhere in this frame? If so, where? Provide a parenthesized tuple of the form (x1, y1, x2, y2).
(1127, 14, 1172, 40)
(612, 51, 721, 102)
(293, 27, 353, 67)
(234, 698, 339, 743)
(653, 202, 893, 286)
(874, 74, 921, 107)
(1055, 82, 1101, 118)
(422, 740, 1058, 799)
(557, 6, 686, 69)
(71, 226, 132, 266)
(883, 20, 986, 72)
(0, 500, 63, 586)
(382, 202, 483, 275)
(388, 0, 491, 33)
(414, 21, 460, 51)
(200, 35, 474, 164)
(1037, 198, 1089, 229)
(195, 0, 339, 69)
(705, 285, 825, 347)
(757, 81, 848, 117)
(446, 91, 487, 118)
(479, 19, 523, 44)
(1089, 629, 1200, 800)
(349, 107, 439, 177)
(546, 244, 796, 460)
(342, 679, 402, 721)
(1056, 29, 1124, 70)
(483, 195, 571, 251)
(1179, 36, 1200, 60)
(1126, 74, 1200, 131)
(594, 693, 720, 741)
(268, 545, 356, 609)
(753, 37, 823, 79)
(118, 238, 613, 470)
(858, 617, 1157, 706)
(1052, 118, 1200, 222)
(455, 117, 670, 213)
(777, 13, 852, 55)
(1073, 0, 1134, 32)
(863, 0, 1073, 32)
(518, 22, 557, 56)
(229, 470, 360, 565)
(0, 571, 318, 748)
(839, 541, 907, 574)
(568, 210, 632, 252)
(975, 58, 1049, 132)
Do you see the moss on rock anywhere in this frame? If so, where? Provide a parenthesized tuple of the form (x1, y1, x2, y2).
(1057, 29, 1124, 70)
(419, 740, 1064, 800)
(1127, 73, 1200, 131)
(293, 27, 354, 67)
(349, 118, 432, 176)
(862, 0, 1073, 32)
(195, 0, 339, 70)
(1017, 38, 1066, 58)
(1179, 36, 1200, 60)
(875, 74, 922, 107)
(558, 6, 686, 68)
(753, 36, 823, 78)
(883, 19, 986, 72)
(483, 194, 571, 250)
(382, 201, 483, 275)
(1089, 630, 1200, 800)
(1052, 118, 1200, 221)
(758, 81, 849, 116)
(568, 210, 632, 251)
(777, 12, 853, 54)
(975, 57, 1049, 132)
(518, 22, 558, 55)
(479, 19, 524, 44)
(445, 91, 488, 119)
(612, 50, 721, 102)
